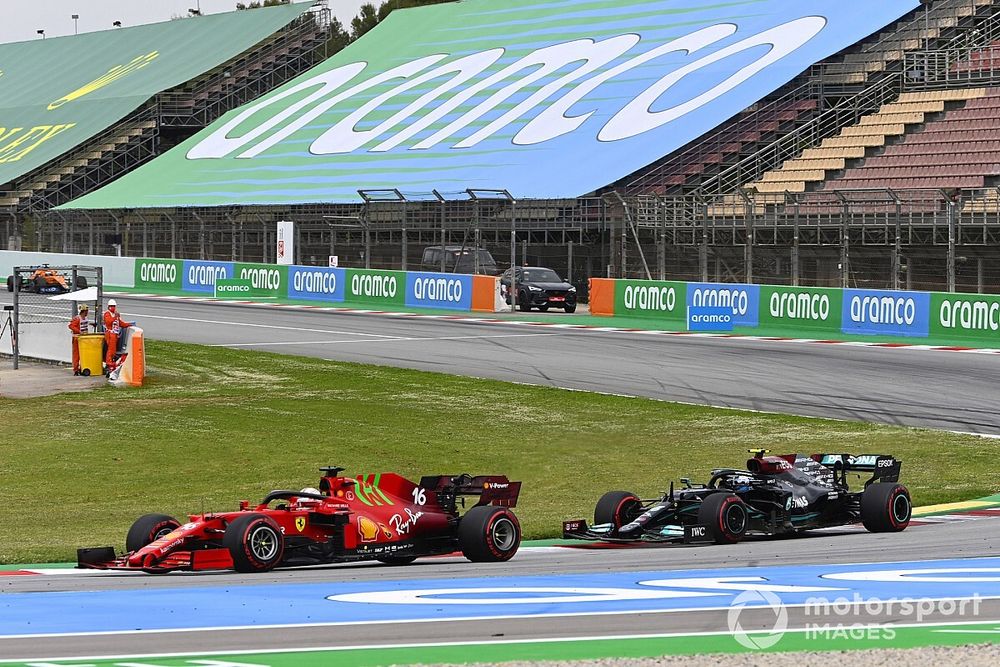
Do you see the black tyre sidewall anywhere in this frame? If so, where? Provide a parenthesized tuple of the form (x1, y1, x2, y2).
(594, 490, 641, 530)
(225, 513, 285, 572)
(697, 492, 748, 544)
(862, 483, 911, 533)
(125, 514, 181, 553)
(459, 505, 521, 562)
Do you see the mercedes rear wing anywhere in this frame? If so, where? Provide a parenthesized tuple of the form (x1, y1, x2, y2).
(814, 454, 901, 485)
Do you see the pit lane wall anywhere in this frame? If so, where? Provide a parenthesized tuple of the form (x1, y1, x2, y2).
(0, 251, 504, 314)
(588, 278, 1000, 348)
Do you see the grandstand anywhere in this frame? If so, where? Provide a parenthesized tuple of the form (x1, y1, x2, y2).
(0, 2, 330, 216)
(7, 0, 1000, 294)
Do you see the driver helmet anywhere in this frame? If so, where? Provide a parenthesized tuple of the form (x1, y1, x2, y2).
(300, 487, 322, 496)
(296, 487, 323, 505)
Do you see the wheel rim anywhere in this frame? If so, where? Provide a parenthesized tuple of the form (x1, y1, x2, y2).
(892, 493, 911, 523)
(248, 525, 279, 561)
(152, 526, 175, 541)
(491, 517, 517, 551)
(617, 499, 641, 527)
(725, 503, 747, 534)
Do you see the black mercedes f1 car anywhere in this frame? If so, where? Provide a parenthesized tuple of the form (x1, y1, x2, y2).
(563, 450, 912, 545)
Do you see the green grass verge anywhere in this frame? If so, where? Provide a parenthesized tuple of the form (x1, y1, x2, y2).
(1, 340, 997, 564)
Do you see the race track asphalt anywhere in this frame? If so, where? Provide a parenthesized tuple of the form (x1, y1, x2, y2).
(44, 294, 1000, 433)
(2, 518, 999, 660)
(3, 292, 1000, 662)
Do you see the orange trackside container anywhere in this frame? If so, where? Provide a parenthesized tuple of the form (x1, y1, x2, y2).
(588, 278, 616, 316)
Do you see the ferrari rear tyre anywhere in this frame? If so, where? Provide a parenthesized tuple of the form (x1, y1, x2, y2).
(861, 483, 911, 533)
(377, 555, 418, 566)
(594, 490, 641, 530)
(698, 492, 748, 544)
(125, 514, 181, 552)
(224, 513, 285, 572)
(459, 505, 521, 562)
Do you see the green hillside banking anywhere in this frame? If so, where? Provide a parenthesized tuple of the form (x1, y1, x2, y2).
(0, 341, 996, 564)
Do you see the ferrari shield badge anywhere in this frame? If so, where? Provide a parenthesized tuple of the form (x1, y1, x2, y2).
(295, 517, 306, 532)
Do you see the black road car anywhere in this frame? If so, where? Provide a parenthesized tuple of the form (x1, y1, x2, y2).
(500, 266, 577, 313)
(563, 450, 912, 545)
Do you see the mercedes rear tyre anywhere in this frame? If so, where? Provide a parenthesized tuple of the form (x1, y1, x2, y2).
(224, 513, 285, 572)
(125, 513, 181, 552)
(861, 483, 911, 533)
(697, 492, 748, 544)
(594, 490, 642, 531)
(459, 505, 521, 562)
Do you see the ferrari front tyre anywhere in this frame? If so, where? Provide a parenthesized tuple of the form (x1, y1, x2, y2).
(594, 490, 641, 530)
(224, 513, 285, 572)
(459, 505, 521, 562)
(861, 483, 911, 533)
(125, 513, 181, 552)
(697, 492, 748, 544)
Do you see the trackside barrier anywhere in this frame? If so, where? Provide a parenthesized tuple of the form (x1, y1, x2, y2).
(589, 278, 1000, 347)
(1, 250, 135, 287)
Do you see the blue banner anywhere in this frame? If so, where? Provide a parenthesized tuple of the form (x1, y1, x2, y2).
(181, 260, 234, 294)
(63, 0, 921, 208)
(287, 266, 346, 303)
(405, 272, 473, 311)
(687, 306, 736, 332)
(686, 283, 760, 328)
(841, 289, 931, 338)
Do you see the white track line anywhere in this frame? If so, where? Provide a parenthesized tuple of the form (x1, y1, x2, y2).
(212, 332, 561, 347)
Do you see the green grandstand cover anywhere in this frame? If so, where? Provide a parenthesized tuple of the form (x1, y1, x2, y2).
(63, 0, 919, 208)
(0, 2, 311, 186)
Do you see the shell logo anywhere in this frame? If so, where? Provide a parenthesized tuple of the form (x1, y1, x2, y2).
(483, 482, 490, 489)
(358, 516, 379, 542)
(48, 51, 159, 110)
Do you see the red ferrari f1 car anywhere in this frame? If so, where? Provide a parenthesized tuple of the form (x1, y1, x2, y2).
(78, 467, 522, 573)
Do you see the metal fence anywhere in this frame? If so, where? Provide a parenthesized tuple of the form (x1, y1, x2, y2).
(9, 187, 1000, 295)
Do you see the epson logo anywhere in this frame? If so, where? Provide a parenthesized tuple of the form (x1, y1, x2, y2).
(188, 265, 228, 286)
(877, 459, 894, 468)
(769, 291, 830, 321)
(240, 267, 281, 291)
(939, 299, 1000, 332)
(849, 296, 915, 326)
(352, 273, 397, 298)
(294, 270, 337, 294)
(188, 17, 825, 159)
(692, 287, 749, 316)
(624, 285, 675, 312)
(140, 262, 176, 284)
(413, 277, 462, 302)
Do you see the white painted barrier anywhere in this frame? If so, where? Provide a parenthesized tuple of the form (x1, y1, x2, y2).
(0, 251, 136, 288)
